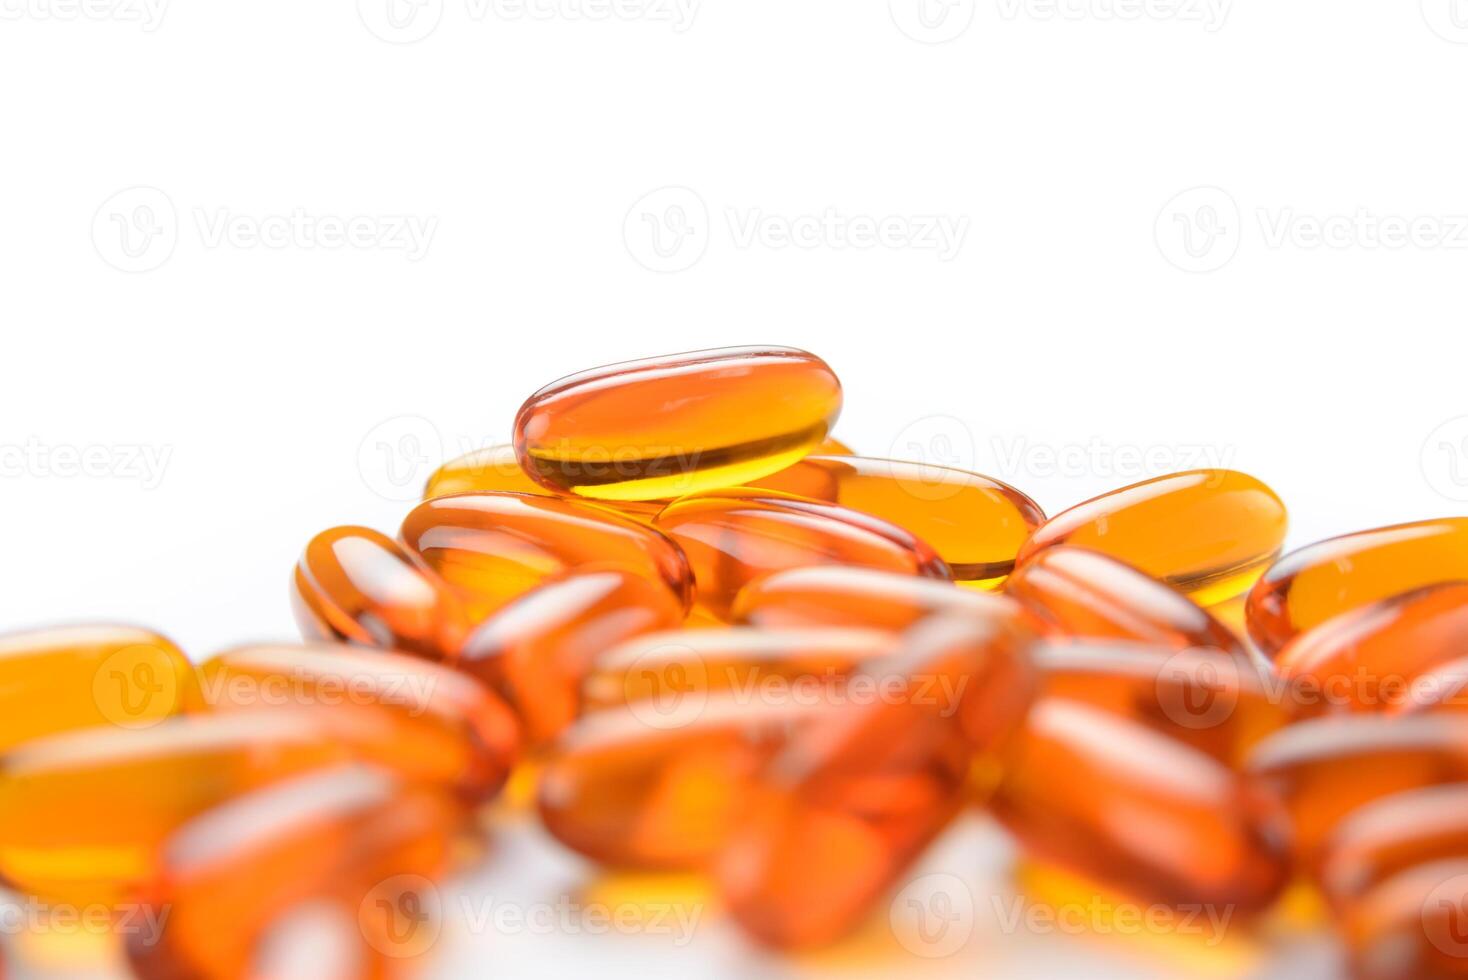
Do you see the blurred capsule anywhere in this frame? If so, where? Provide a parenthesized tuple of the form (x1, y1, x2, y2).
(195, 644, 520, 802)
(423, 444, 664, 521)
(292, 526, 470, 660)
(0, 625, 196, 750)
(815, 437, 853, 455)
(1248, 519, 1468, 658)
(656, 490, 951, 620)
(1017, 470, 1288, 605)
(716, 616, 1036, 947)
(733, 565, 1029, 632)
(127, 764, 466, 980)
(1340, 859, 1468, 980)
(992, 698, 1288, 912)
(514, 347, 843, 501)
(400, 491, 693, 617)
(1321, 784, 1468, 911)
(748, 456, 1044, 588)
(581, 627, 896, 711)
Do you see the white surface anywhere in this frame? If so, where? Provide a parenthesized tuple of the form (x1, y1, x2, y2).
(3, 3, 1467, 977)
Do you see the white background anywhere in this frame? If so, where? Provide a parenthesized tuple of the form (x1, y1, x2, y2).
(3, 1, 1468, 977)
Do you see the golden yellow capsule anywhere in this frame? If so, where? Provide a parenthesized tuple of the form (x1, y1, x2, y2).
(513, 347, 843, 501)
(423, 445, 663, 521)
(1017, 470, 1288, 605)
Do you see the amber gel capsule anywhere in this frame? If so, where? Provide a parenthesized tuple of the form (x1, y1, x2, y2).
(1017, 470, 1288, 605)
(717, 615, 1037, 948)
(292, 525, 470, 660)
(1320, 785, 1468, 910)
(400, 491, 693, 617)
(424, 444, 664, 521)
(748, 456, 1044, 587)
(1339, 859, 1468, 980)
(0, 625, 197, 750)
(991, 698, 1288, 913)
(194, 644, 520, 802)
(656, 490, 951, 620)
(1247, 518, 1468, 658)
(127, 765, 467, 980)
(456, 567, 684, 744)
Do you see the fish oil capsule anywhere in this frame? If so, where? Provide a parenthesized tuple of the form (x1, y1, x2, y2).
(1247, 518, 1468, 658)
(423, 444, 665, 521)
(1036, 643, 1292, 765)
(539, 697, 827, 870)
(400, 491, 693, 617)
(514, 346, 843, 502)
(1320, 784, 1468, 911)
(991, 698, 1288, 912)
(194, 644, 520, 801)
(656, 490, 950, 620)
(733, 565, 1030, 632)
(581, 627, 896, 711)
(126, 764, 466, 980)
(716, 616, 1036, 947)
(1016, 470, 1288, 605)
(0, 625, 197, 750)
(748, 456, 1044, 587)
(1340, 859, 1468, 980)
(815, 436, 852, 455)
(1274, 583, 1468, 715)
(1246, 714, 1468, 865)
(1007, 547, 1254, 663)
(455, 567, 684, 744)
(292, 526, 470, 660)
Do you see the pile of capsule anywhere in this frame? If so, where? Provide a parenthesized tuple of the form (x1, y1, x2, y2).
(5, 347, 1468, 979)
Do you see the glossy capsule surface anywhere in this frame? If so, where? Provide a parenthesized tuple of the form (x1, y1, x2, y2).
(0, 625, 197, 749)
(991, 698, 1288, 912)
(423, 444, 664, 521)
(717, 616, 1036, 948)
(127, 765, 466, 980)
(456, 568, 684, 744)
(655, 490, 951, 620)
(400, 491, 693, 617)
(194, 644, 520, 801)
(1274, 584, 1468, 715)
(581, 627, 895, 712)
(292, 526, 470, 660)
(1017, 470, 1288, 605)
(733, 565, 1030, 633)
(1247, 518, 1468, 658)
(1341, 859, 1468, 980)
(748, 456, 1044, 586)
(1007, 547, 1252, 662)
(1321, 785, 1468, 910)
(514, 346, 843, 501)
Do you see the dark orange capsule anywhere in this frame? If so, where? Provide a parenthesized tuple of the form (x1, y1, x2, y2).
(514, 346, 843, 501)
(1340, 859, 1468, 980)
(456, 567, 685, 744)
(1246, 518, 1468, 658)
(400, 491, 693, 618)
(747, 456, 1044, 587)
(991, 698, 1288, 913)
(655, 490, 951, 621)
(292, 525, 470, 660)
(716, 616, 1036, 948)
(1320, 784, 1468, 911)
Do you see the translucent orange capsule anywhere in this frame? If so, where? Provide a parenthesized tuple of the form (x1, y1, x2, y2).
(1273, 584, 1468, 715)
(513, 347, 843, 501)
(291, 525, 470, 660)
(1016, 470, 1288, 605)
(1339, 859, 1468, 980)
(1007, 547, 1254, 663)
(656, 490, 951, 621)
(423, 444, 664, 521)
(400, 491, 693, 617)
(991, 698, 1288, 912)
(1246, 714, 1468, 865)
(581, 627, 896, 712)
(1036, 643, 1292, 765)
(747, 456, 1044, 587)
(126, 765, 466, 980)
(455, 567, 685, 744)
(716, 616, 1036, 947)
(815, 436, 852, 455)
(1247, 518, 1468, 658)
(194, 644, 520, 801)
(1320, 785, 1468, 911)
(0, 625, 197, 751)
(733, 565, 1029, 632)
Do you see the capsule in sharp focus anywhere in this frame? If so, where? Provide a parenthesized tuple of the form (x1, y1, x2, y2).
(733, 565, 1029, 632)
(424, 444, 664, 521)
(655, 490, 950, 620)
(1017, 470, 1288, 605)
(748, 455, 1044, 587)
(514, 346, 843, 501)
